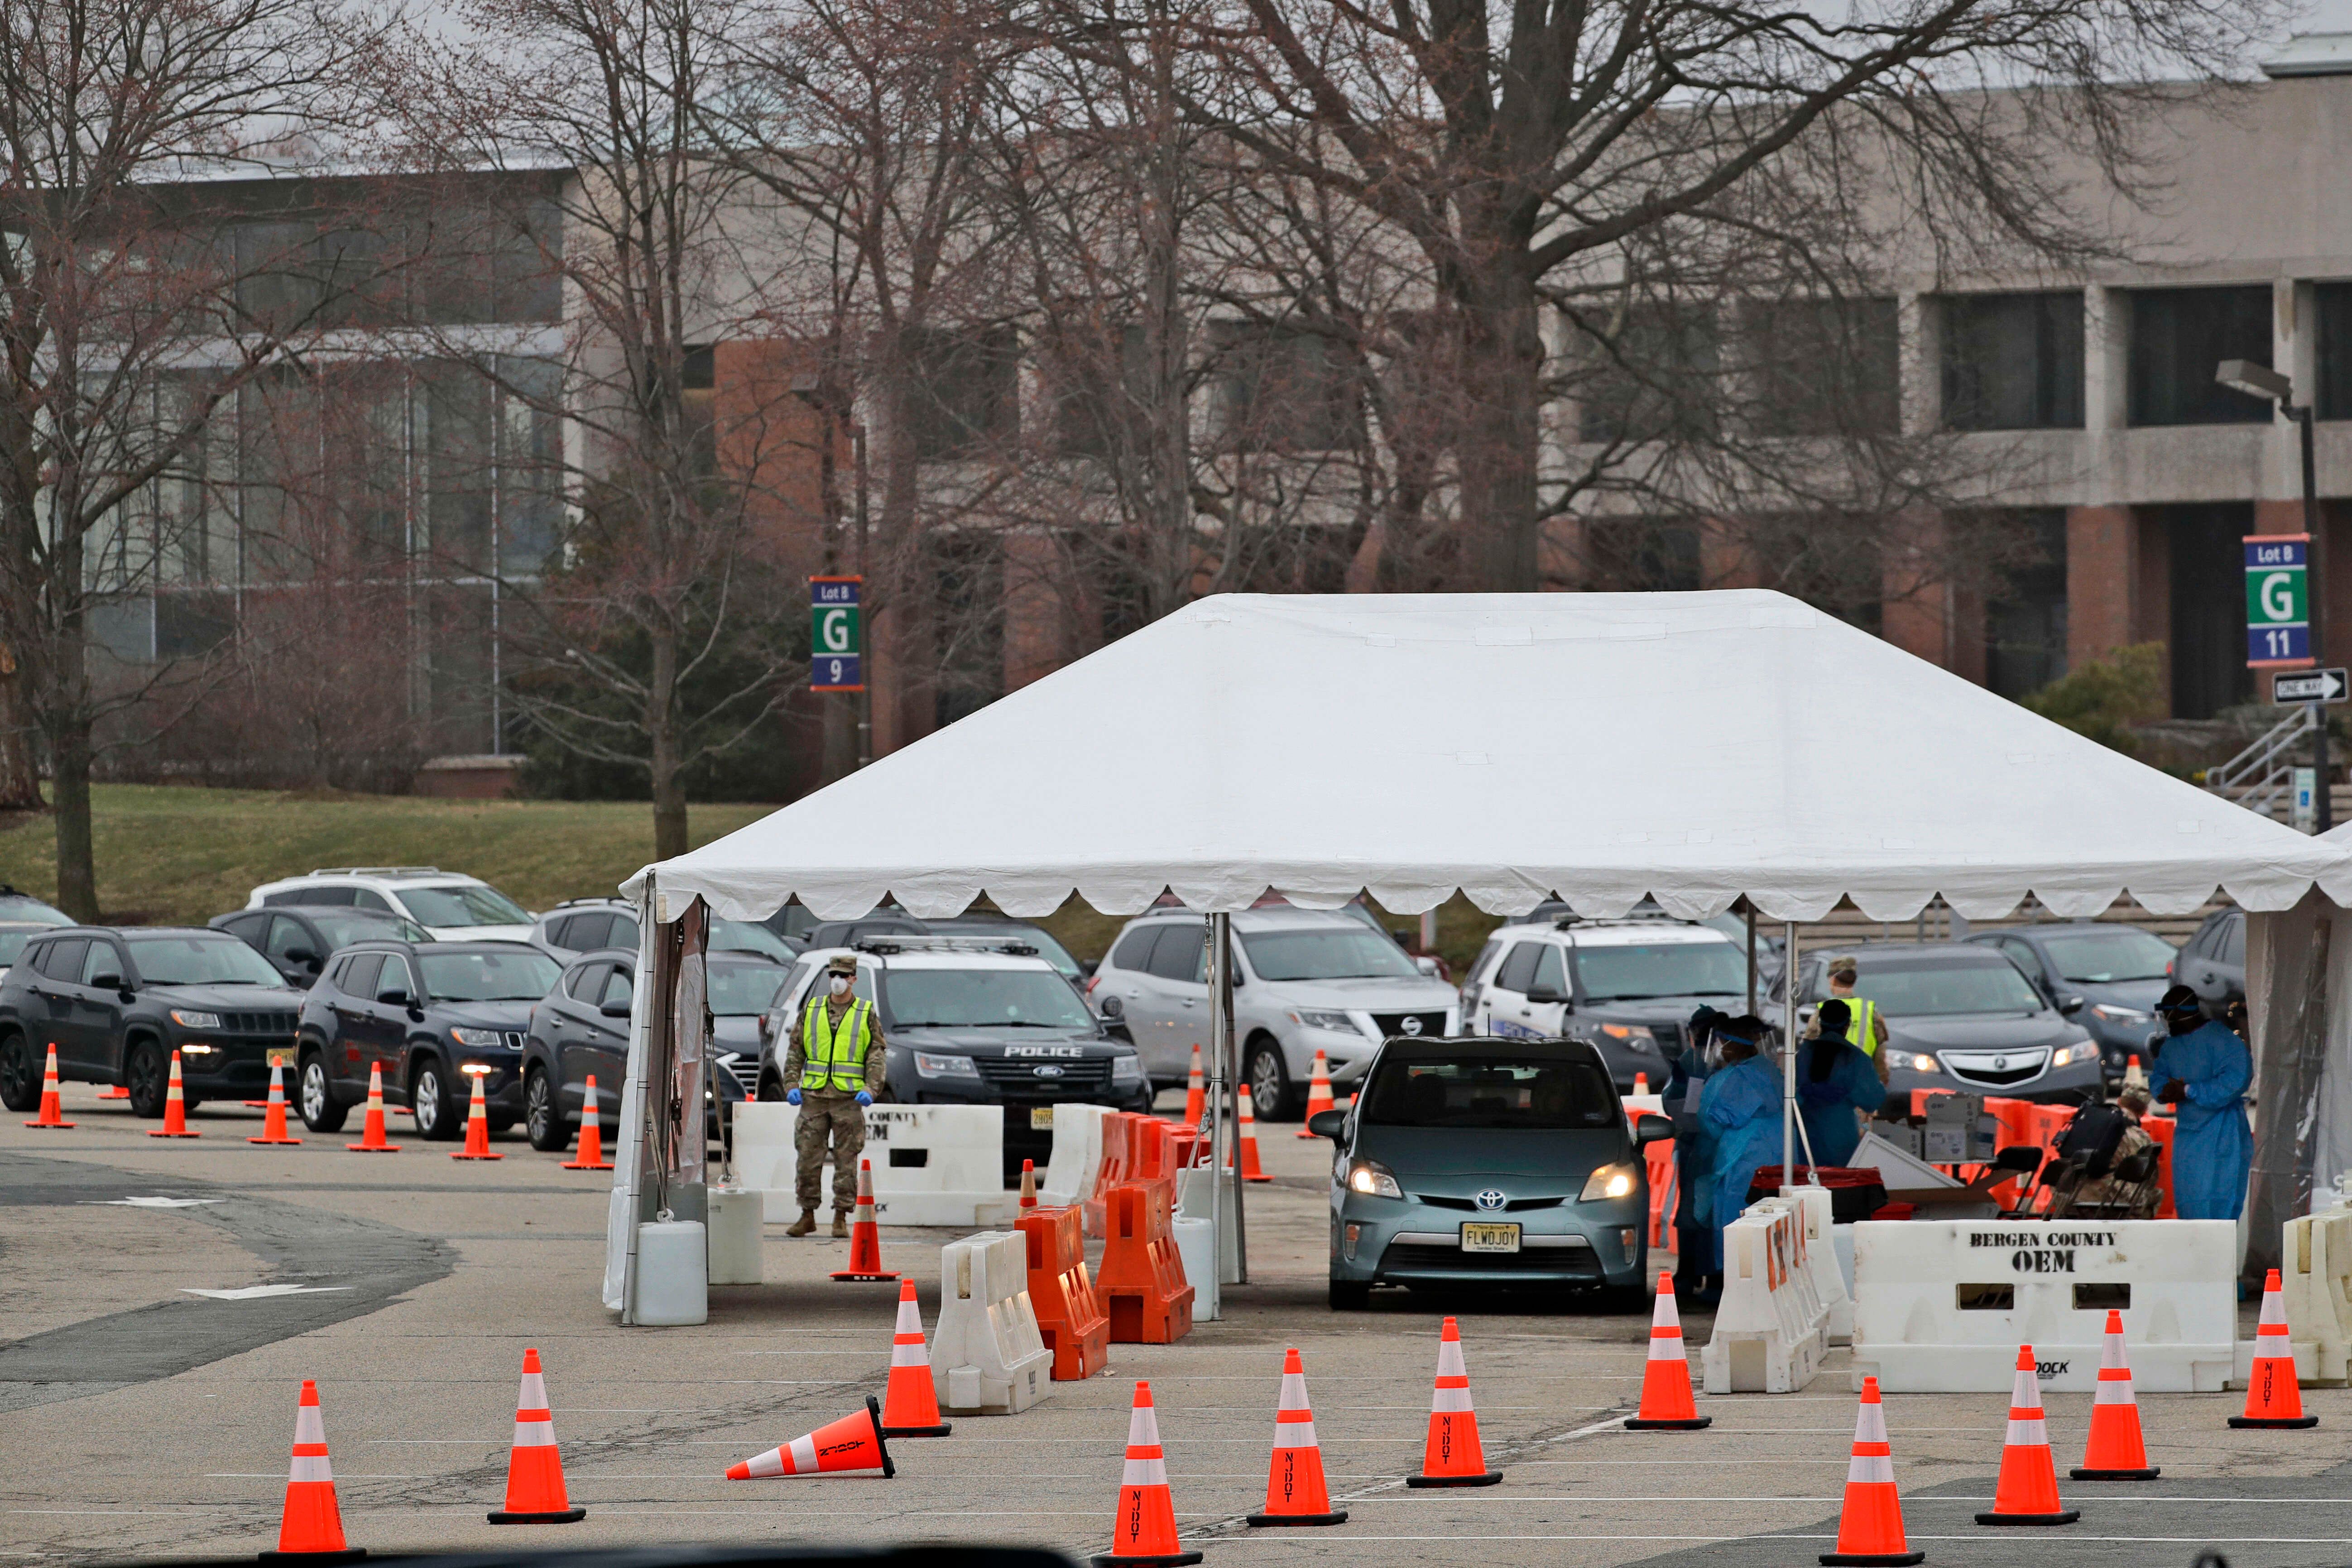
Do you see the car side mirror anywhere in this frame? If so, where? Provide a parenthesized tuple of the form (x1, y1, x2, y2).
(600, 1002, 632, 1018)
(1098, 994, 1123, 1018)
(1524, 984, 1563, 1004)
(1078, 958, 1098, 979)
(2058, 994, 2085, 1016)
(1307, 1108, 1348, 1140)
(1414, 956, 1440, 977)
(284, 947, 317, 966)
(89, 972, 122, 992)
(1634, 1112, 1674, 1145)
(377, 988, 413, 1007)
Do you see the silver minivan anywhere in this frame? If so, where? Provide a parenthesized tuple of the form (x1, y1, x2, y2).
(1088, 908, 1460, 1118)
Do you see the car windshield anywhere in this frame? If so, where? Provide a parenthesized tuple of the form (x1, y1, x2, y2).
(1572, 940, 1747, 1001)
(1846, 959, 2045, 1016)
(127, 935, 287, 987)
(1241, 929, 1421, 982)
(398, 883, 531, 927)
(418, 949, 561, 1002)
(315, 912, 432, 948)
(0, 925, 52, 967)
(1363, 1051, 1618, 1129)
(0, 893, 72, 926)
(2035, 929, 2177, 984)
(710, 919, 797, 964)
(706, 959, 792, 1016)
(880, 968, 1096, 1030)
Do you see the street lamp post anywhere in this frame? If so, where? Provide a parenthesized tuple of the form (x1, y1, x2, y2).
(2218, 358, 2330, 832)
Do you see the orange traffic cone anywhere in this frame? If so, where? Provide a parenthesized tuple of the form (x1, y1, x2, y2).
(148, 1050, 199, 1138)
(1975, 1344, 2078, 1525)
(562, 1076, 612, 1170)
(1819, 1376, 1923, 1566)
(1408, 1316, 1501, 1488)
(250, 1061, 303, 1145)
(98, 1080, 130, 1100)
(1093, 1380, 1203, 1567)
(725, 1396, 896, 1479)
(878, 1278, 952, 1437)
(1234, 1084, 1271, 1183)
(259, 1381, 364, 1563)
(346, 1064, 398, 1153)
(830, 1158, 898, 1282)
(1181, 1043, 1205, 1130)
(1633, 1071, 1649, 1095)
(2232, 1268, 2318, 1429)
(1246, 1348, 1346, 1527)
(451, 1071, 503, 1161)
(1018, 1158, 1038, 1212)
(1296, 1050, 1334, 1137)
(2071, 1310, 2159, 1479)
(24, 1042, 73, 1127)
(1625, 1272, 1710, 1429)
(487, 1348, 585, 1523)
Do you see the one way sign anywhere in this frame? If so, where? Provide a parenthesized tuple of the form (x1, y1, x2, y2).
(2275, 667, 2350, 704)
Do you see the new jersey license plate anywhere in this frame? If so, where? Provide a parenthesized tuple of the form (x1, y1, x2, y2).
(1030, 1105, 1056, 1130)
(1460, 1222, 1521, 1253)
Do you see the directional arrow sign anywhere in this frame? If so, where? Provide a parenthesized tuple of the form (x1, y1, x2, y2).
(2275, 667, 2350, 705)
(181, 1285, 351, 1300)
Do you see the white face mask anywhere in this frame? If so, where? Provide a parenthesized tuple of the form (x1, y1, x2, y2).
(828, 976, 851, 997)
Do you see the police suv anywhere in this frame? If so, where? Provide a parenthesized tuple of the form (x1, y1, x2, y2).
(756, 936, 1151, 1181)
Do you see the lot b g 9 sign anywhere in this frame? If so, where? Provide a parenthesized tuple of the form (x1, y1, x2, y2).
(2246, 534, 2312, 668)
(811, 576, 863, 691)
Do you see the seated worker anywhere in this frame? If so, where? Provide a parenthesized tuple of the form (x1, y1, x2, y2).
(1795, 999, 1883, 1168)
(2073, 1085, 2160, 1218)
(1700, 1017, 1783, 1269)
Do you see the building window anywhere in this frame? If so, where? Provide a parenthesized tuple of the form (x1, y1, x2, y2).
(2163, 503, 2255, 719)
(2316, 283, 2352, 420)
(1584, 519, 1701, 591)
(1048, 322, 1151, 460)
(2127, 287, 2273, 427)
(1572, 304, 1720, 444)
(1210, 321, 1364, 453)
(905, 327, 1019, 462)
(1738, 297, 1900, 437)
(929, 531, 1004, 728)
(1941, 293, 2084, 431)
(1983, 510, 2068, 698)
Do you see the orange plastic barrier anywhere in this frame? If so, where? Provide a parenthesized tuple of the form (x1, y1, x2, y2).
(1016, 1204, 1111, 1380)
(1645, 1139, 1675, 1249)
(1086, 1112, 1136, 1235)
(1098, 1181, 1195, 1344)
(1910, 1088, 2175, 1216)
(1129, 1116, 1179, 1193)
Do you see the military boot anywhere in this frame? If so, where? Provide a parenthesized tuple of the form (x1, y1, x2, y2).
(831, 1210, 850, 1239)
(785, 1208, 817, 1237)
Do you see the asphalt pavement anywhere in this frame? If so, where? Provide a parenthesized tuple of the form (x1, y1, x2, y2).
(1, 1083, 2347, 1568)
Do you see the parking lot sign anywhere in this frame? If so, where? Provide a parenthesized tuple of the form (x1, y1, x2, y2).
(811, 576, 863, 691)
(2246, 534, 2312, 667)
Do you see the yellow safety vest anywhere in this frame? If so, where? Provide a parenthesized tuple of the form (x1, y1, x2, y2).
(799, 995, 874, 1093)
(1833, 995, 1880, 1056)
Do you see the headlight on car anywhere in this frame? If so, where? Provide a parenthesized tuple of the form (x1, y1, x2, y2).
(913, 1050, 982, 1080)
(1345, 1158, 1403, 1199)
(1110, 1054, 1144, 1084)
(1579, 1161, 1640, 1202)
(169, 1010, 222, 1030)
(449, 1027, 509, 1048)
(1598, 1023, 1656, 1049)
(1891, 1051, 1941, 1074)
(2088, 1004, 2151, 1026)
(2052, 1043, 2098, 1068)
(1291, 1009, 1363, 1035)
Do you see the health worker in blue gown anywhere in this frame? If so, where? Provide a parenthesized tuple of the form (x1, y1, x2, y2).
(2148, 983, 2251, 1222)
(1795, 998, 1884, 1169)
(1699, 1017, 1783, 1268)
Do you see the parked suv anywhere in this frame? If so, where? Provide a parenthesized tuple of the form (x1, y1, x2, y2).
(1088, 908, 1459, 1118)
(1965, 922, 2177, 1083)
(2171, 907, 2245, 1003)
(0, 927, 299, 1117)
(758, 939, 1148, 1180)
(1459, 917, 1749, 1092)
(291, 940, 562, 1138)
(0, 887, 73, 973)
(528, 896, 802, 965)
(210, 906, 433, 988)
(249, 868, 536, 943)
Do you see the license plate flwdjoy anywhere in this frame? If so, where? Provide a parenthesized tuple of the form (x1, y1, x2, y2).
(1460, 1222, 1521, 1253)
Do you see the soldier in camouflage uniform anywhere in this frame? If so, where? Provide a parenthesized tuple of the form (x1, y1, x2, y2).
(781, 954, 888, 1237)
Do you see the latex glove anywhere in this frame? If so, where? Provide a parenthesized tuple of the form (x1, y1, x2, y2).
(785, 1088, 803, 1106)
(2155, 1079, 2185, 1105)
(855, 1090, 874, 1107)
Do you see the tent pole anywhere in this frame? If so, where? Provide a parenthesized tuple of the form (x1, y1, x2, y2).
(1744, 903, 1757, 1017)
(1212, 911, 1246, 1284)
(1783, 921, 1800, 1185)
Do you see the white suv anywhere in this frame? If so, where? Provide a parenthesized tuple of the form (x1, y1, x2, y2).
(248, 868, 537, 944)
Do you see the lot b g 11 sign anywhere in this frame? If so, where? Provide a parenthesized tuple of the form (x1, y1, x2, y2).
(2246, 534, 2312, 668)
(811, 576, 863, 691)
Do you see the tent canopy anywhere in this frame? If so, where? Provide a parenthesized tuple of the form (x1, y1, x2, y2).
(625, 591, 2352, 925)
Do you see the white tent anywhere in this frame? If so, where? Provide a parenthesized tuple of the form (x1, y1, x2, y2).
(603, 590, 2352, 1316)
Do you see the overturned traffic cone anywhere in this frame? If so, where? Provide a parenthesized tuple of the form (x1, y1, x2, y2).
(24, 1042, 72, 1128)
(259, 1380, 364, 1563)
(149, 1050, 199, 1138)
(1408, 1316, 1501, 1488)
(2073, 1310, 2159, 1478)
(1247, 1348, 1346, 1527)
(98, 1081, 130, 1100)
(1093, 1381, 1203, 1567)
(2233, 1268, 2318, 1429)
(451, 1072, 503, 1161)
(879, 1279, 952, 1437)
(830, 1158, 898, 1282)
(726, 1395, 896, 1479)
(1819, 1377, 1923, 1567)
(1296, 1050, 1335, 1137)
(249, 1061, 302, 1145)
(346, 1064, 397, 1153)
(1181, 1043, 1205, 1130)
(1234, 1084, 1271, 1183)
(1625, 1272, 1711, 1429)
(488, 1348, 586, 1524)
(562, 1075, 612, 1170)
(1975, 1344, 2078, 1525)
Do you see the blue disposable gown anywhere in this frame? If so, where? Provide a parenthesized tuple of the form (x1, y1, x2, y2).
(1665, 1051, 1716, 1237)
(2149, 1020, 2252, 1221)
(1794, 1038, 1882, 1168)
(1701, 1054, 1785, 1266)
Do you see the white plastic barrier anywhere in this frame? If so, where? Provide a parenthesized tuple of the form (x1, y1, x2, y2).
(2277, 1192, 2352, 1384)
(1703, 1202, 1829, 1394)
(1039, 1103, 1109, 1210)
(1778, 1186, 1853, 1344)
(932, 1231, 1054, 1415)
(1850, 1218, 2236, 1392)
(729, 1103, 802, 1222)
(728, 1102, 1007, 1225)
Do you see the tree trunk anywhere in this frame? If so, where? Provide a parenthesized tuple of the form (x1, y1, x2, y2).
(0, 648, 43, 811)
(647, 621, 688, 861)
(53, 721, 97, 920)
(1455, 263, 1546, 591)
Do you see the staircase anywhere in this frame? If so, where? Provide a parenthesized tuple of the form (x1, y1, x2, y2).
(2206, 705, 2325, 825)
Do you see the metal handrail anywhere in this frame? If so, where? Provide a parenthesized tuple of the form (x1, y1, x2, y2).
(2208, 705, 2318, 818)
